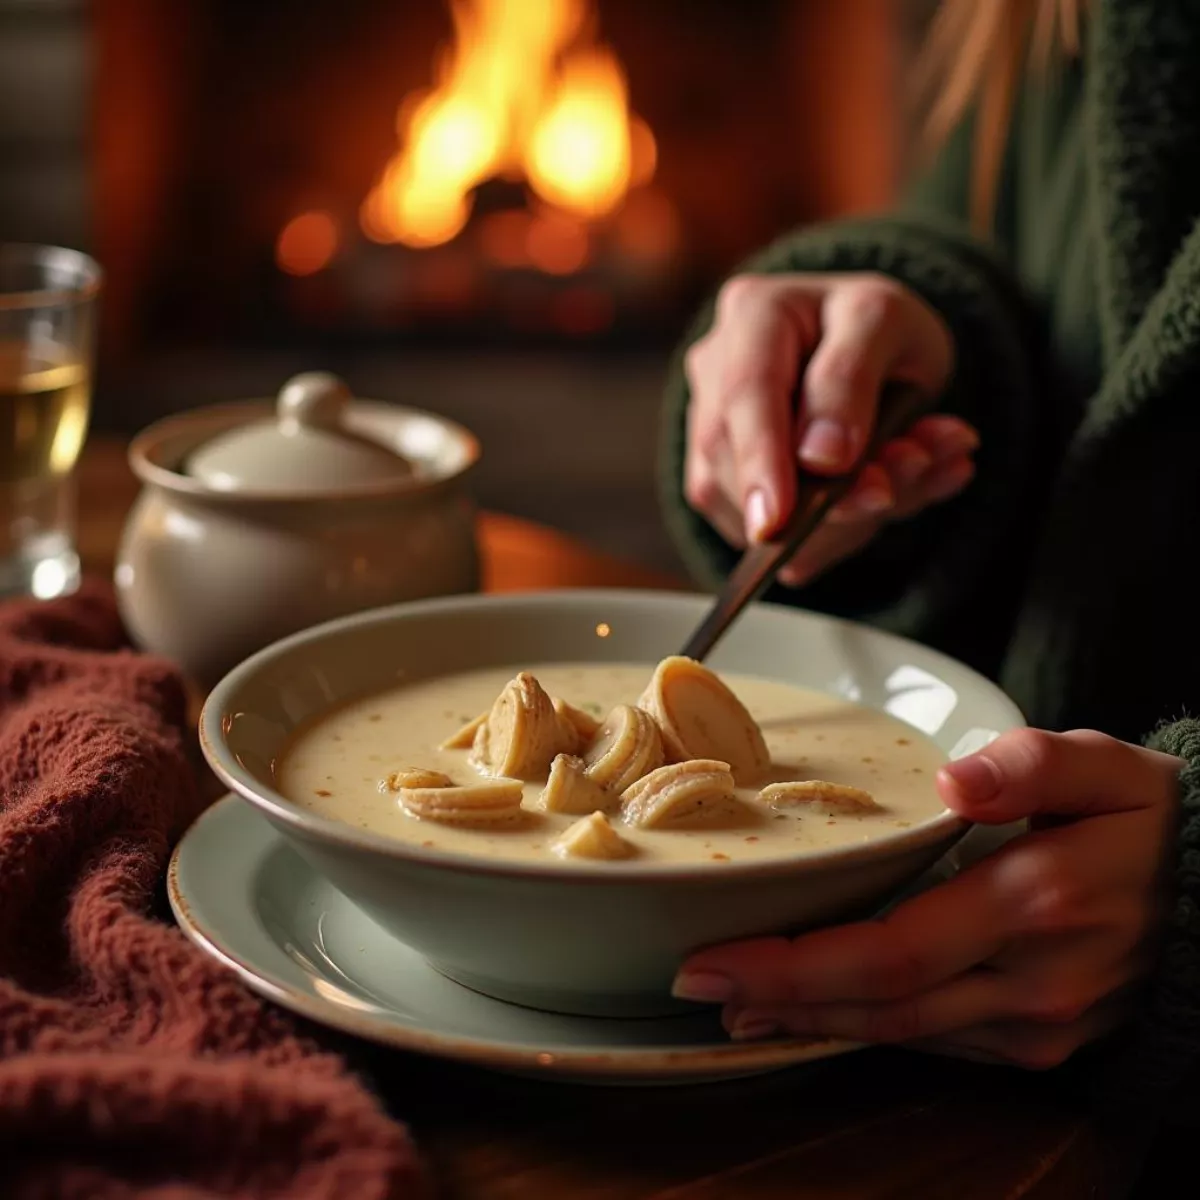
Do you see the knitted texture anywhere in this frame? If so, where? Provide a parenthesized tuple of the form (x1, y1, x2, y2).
(0, 582, 426, 1199)
(1111, 718, 1200, 1118)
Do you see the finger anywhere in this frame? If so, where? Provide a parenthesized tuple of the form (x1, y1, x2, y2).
(713, 283, 809, 538)
(708, 439, 752, 548)
(909, 415, 980, 460)
(777, 518, 880, 587)
(683, 333, 720, 420)
(825, 462, 895, 522)
(879, 437, 933, 490)
(673, 862, 1011, 1006)
(831, 437, 965, 524)
(684, 392, 751, 548)
(725, 398, 797, 543)
(722, 968, 1008, 1044)
(777, 450, 972, 584)
(824, 438, 926, 522)
(913, 1000, 1129, 1071)
(890, 455, 974, 519)
(682, 477, 745, 548)
(937, 729, 1180, 823)
(919, 455, 975, 502)
(698, 487, 746, 549)
(796, 284, 911, 474)
(683, 384, 726, 510)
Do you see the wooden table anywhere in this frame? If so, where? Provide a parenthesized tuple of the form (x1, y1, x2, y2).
(76, 440, 1126, 1200)
(75, 440, 684, 595)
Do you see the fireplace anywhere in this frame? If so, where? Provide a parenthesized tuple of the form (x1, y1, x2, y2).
(24, 0, 907, 567)
(268, 0, 683, 348)
(93, 0, 903, 361)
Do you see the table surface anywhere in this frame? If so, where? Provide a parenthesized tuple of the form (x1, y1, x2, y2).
(76, 440, 1120, 1200)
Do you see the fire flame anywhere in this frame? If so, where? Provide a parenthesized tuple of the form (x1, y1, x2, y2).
(361, 0, 654, 250)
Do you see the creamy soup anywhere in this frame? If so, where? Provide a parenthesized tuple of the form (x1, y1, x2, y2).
(277, 662, 949, 866)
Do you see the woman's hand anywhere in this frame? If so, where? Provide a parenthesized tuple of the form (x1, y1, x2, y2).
(684, 272, 976, 585)
(672, 730, 1181, 1069)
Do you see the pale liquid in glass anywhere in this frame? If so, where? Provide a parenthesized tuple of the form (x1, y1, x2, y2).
(0, 341, 90, 482)
(0, 341, 90, 593)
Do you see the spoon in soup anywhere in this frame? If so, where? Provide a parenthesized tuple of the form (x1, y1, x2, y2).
(678, 382, 937, 663)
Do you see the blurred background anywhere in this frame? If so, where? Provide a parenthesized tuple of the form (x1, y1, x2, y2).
(1, 0, 927, 569)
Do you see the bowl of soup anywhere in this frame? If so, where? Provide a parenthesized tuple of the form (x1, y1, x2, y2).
(199, 590, 1024, 1018)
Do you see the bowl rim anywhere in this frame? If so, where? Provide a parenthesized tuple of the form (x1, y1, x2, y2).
(200, 589, 1024, 883)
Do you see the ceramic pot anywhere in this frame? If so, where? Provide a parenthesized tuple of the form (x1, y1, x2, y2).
(115, 372, 481, 688)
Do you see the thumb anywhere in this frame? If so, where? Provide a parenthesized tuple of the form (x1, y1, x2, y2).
(935, 729, 1169, 824)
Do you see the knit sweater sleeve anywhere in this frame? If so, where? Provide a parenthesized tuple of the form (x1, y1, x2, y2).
(658, 213, 1056, 674)
(1085, 719, 1200, 1124)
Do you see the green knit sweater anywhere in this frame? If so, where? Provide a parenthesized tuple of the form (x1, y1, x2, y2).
(660, 0, 1200, 1124)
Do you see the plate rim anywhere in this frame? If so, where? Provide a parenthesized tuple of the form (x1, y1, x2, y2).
(168, 795, 861, 1081)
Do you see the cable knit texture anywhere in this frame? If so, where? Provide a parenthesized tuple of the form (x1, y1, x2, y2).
(659, 0, 1200, 1122)
(0, 581, 426, 1199)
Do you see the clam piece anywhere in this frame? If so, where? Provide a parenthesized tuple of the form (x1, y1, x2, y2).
(552, 698, 602, 753)
(758, 780, 880, 815)
(552, 811, 633, 860)
(381, 767, 453, 792)
(539, 753, 614, 814)
(637, 656, 770, 784)
(619, 759, 737, 829)
(440, 712, 487, 750)
(469, 672, 568, 780)
(581, 703, 664, 794)
(398, 779, 525, 825)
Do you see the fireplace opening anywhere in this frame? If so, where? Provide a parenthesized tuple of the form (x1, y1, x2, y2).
(269, 0, 680, 347)
(37, 0, 909, 566)
(96, 0, 902, 358)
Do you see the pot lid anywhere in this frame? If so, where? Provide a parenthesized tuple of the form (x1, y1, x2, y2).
(185, 372, 416, 494)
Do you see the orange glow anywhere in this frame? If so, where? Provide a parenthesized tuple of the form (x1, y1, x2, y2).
(525, 50, 632, 218)
(629, 118, 657, 188)
(525, 211, 589, 274)
(276, 211, 339, 275)
(614, 187, 681, 263)
(360, 0, 652, 249)
(554, 285, 614, 334)
(478, 210, 532, 268)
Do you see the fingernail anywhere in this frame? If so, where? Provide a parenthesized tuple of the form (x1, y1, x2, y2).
(799, 419, 849, 468)
(745, 488, 773, 542)
(671, 970, 734, 1003)
(730, 1016, 781, 1042)
(941, 754, 1003, 803)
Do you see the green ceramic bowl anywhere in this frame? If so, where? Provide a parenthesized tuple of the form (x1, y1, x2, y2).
(199, 590, 1024, 1018)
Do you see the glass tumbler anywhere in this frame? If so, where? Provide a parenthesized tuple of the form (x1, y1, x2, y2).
(0, 244, 101, 598)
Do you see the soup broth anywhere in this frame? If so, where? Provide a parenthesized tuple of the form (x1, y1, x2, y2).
(277, 662, 949, 866)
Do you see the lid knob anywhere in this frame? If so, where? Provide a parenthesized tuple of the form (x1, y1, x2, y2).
(182, 368, 417, 494)
(277, 371, 352, 432)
